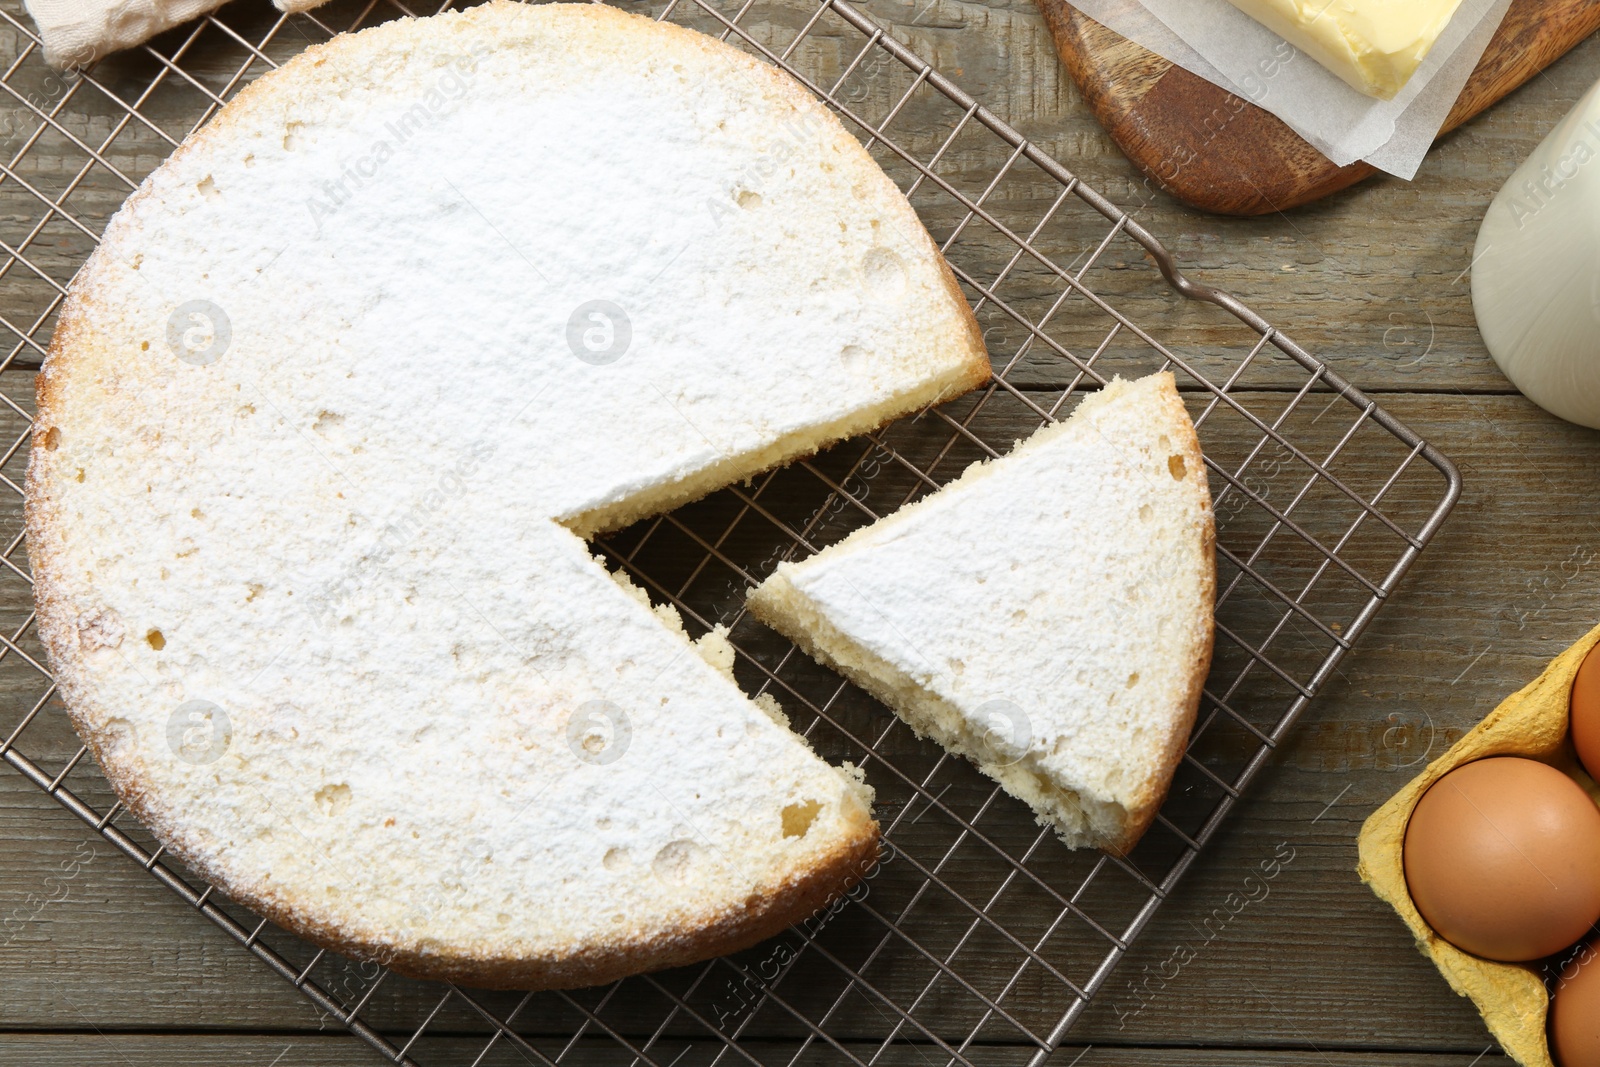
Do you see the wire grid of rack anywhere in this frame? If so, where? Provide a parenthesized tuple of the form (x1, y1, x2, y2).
(0, 0, 1460, 1062)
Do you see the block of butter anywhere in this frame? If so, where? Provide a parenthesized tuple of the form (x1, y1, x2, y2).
(1223, 0, 1467, 99)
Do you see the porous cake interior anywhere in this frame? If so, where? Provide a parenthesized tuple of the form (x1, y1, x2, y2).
(752, 570, 1124, 847)
(748, 374, 1215, 855)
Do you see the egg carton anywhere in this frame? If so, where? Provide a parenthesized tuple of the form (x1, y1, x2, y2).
(0, 0, 1461, 1063)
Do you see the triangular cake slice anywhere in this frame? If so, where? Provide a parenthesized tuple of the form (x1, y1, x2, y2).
(749, 373, 1215, 853)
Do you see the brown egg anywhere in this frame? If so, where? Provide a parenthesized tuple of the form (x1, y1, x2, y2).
(1553, 943, 1600, 1067)
(1571, 643, 1600, 781)
(1404, 757, 1600, 962)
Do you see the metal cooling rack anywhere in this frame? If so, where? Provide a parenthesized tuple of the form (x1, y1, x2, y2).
(0, 0, 1460, 1062)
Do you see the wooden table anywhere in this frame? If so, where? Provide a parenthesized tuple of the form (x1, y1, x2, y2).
(2, 0, 1598, 1063)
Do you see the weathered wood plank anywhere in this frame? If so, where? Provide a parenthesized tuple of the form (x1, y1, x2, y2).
(0, 0, 1592, 1057)
(843, 0, 1600, 394)
(0, 389, 1582, 1057)
(2, 0, 1596, 397)
(0, 1033, 1520, 1066)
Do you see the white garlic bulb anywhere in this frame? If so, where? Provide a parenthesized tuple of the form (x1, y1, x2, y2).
(1473, 76, 1600, 430)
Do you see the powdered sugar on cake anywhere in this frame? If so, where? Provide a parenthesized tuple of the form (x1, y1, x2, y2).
(750, 374, 1214, 853)
(26, 2, 989, 986)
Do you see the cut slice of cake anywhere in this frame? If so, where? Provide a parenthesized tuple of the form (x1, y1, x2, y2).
(748, 373, 1214, 854)
(26, 2, 991, 990)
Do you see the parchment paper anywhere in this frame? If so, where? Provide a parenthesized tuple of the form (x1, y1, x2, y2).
(1065, 0, 1514, 179)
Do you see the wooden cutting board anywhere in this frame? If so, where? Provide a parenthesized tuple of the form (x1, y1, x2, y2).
(1037, 0, 1600, 215)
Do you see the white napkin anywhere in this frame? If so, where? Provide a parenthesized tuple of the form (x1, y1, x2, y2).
(24, 0, 331, 69)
